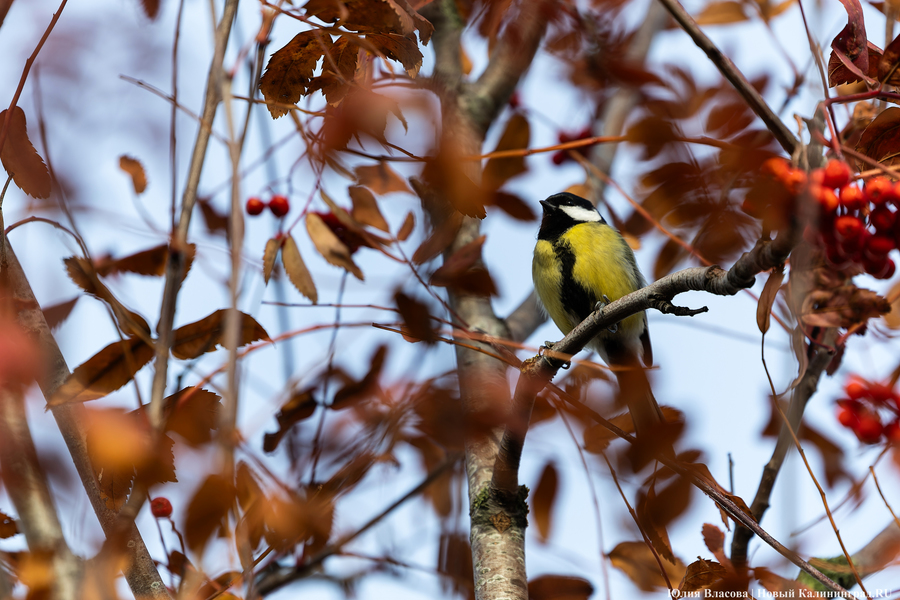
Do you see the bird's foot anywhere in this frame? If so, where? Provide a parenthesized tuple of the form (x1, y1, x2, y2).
(594, 295, 618, 333)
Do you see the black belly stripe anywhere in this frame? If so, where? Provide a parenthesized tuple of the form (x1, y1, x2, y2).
(553, 238, 598, 324)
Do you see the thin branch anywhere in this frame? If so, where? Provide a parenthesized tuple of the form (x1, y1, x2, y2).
(655, 0, 798, 155)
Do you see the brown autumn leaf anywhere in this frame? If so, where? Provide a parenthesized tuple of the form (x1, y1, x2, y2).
(482, 113, 530, 190)
(51, 337, 154, 405)
(487, 191, 536, 221)
(64, 256, 152, 337)
(412, 210, 463, 263)
(42, 297, 79, 331)
(879, 32, 900, 84)
(695, 1, 747, 25)
(263, 388, 318, 453)
(582, 412, 636, 452)
(755, 567, 813, 595)
(421, 155, 487, 219)
(332, 345, 387, 410)
(527, 575, 593, 600)
(306, 212, 364, 280)
(185, 474, 237, 552)
(531, 462, 558, 543)
(367, 32, 424, 76)
(430, 235, 498, 296)
(260, 30, 334, 118)
(680, 558, 729, 592)
(856, 106, 900, 167)
(701, 523, 730, 566)
(349, 185, 390, 231)
(138, 0, 160, 19)
(282, 235, 319, 302)
(198, 198, 229, 237)
(885, 278, 900, 328)
(263, 237, 281, 285)
(308, 34, 360, 105)
(119, 155, 147, 194)
(94, 243, 196, 278)
(756, 266, 785, 334)
(395, 291, 439, 343)
(828, 0, 874, 86)
(171, 309, 270, 360)
(0, 512, 18, 539)
(165, 387, 222, 447)
(355, 161, 412, 195)
(0, 106, 51, 199)
(609, 541, 686, 592)
(654, 237, 688, 281)
(397, 212, 415, 240)
(758, 0, 796, 21)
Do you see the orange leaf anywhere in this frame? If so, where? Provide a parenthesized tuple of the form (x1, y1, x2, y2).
(856, 106, 900, 167)
(756, 265, 784, 334)
(165, 387, 222, 447)
(366, 33, 423, 76)
(531, 462, 558, 543)
(349, 185, 390, 231)
(263, 388, 318, 453)
(0, 106, 51, 199)
(42, 297, 79, 331)
(395, 291, 438, 343)
(695, 0, 747, 25)
(482, 113, 530, 190)
(138, 0, 160, 19)
(308, 35, 360, 105)
(332, 345, 387, 410)
(185, 474, 236, 552)
(528, 575, 593, 600)
(0, 512, 18, 539)
(263, 237, 281, 285)
(488, 191, 536, 221)
(680, 558, 728, 592)
(354, 161, 412, 195)
(94, 243, 195, 278)
(884, 279, 900, 328)
(260, 31, 334, 118)
(609, 541, 686, 592)
(282, 235, 318, 303)
(119, 155, 147, 194)
(50, 337, 154, 405)
(171, 309, 271, 360)
(306, 212, 364, 280)
(397, 211, 415, 240)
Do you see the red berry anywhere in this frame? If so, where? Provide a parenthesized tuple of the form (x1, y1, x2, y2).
(269, 195, 290, 217)
(246, 197, 265, 216)
(834, 215, 864, 241)
(864, 234, 894, 260)
(821, 160, 852, 189)
(825, 244, 853, 269)
(839, 185, 866, 211)
(869, 206, 896, 233)
(551, 151, 567, 165)
(845, 377, 868, 401)
(856, 414, 884, 443)
(871, 257, 896, 279)
(868, 382, 896, 404)
(781, 168, 808, 195)
(865, 177, 893, 206)
(812, 185, 839, 214)
(837, 404, 859, 428)
(151, 497, 173, 518)
(762, 157, 791, 179)
(508, 91, 521, 109)
(885, 421, 900, 443)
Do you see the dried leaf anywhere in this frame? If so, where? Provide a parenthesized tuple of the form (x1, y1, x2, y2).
(756, 567, 813, 594)
(885, 279, 900, 328)
(332, 345, 387, 409)
(828, 0, 874, 86)
(51, 337, 154, 405)
(430, 235, 497, 296)
(185, 474, 236, 552)
(0, 512, 18, 539)
(488, 191, 536, 221)
(282, 236, 319, 302)
(349, 185, 390, 231)
(880, 32, 900, 83)
(528, 575, 593, 600)
(94, 243, 195, 278)
(701, 523, 730, 566)
(680, 558, 728, 592)
(306, 212, 364, 280)
(263, 237, 281, 285)
(260, 31, 334, 118)
(412, 211, 463, 263)
(695, 1, 747, 25)
(366, 33, 423, 76)
(395, 291, 438, 343)
(119, 155, 147, 194)
(0, 106, 51, 199)
(138, 0, 160, 19)
(42, 297, 79, 331)
(355, 161, 412, 194)
(263, 389, 318, 452)
(609, 541, 686, 592)
(198, 198, 229, 237)
(482, 113, 530, 190)
(856, 106, 900, 167)
(397, 212, 415, 240)
(308, 34, 360, 105)
(171, 309, 271, 360)
(757, 266, 785, 334)
(165, 387, 222, 447)
(583, 413, 636, 452)
(531, 462, 558, 542)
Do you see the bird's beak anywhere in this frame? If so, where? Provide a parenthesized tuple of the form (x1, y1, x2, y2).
(539, 199, 553, 213)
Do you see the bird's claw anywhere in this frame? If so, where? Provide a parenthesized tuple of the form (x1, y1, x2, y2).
(594, 295, 618, 333)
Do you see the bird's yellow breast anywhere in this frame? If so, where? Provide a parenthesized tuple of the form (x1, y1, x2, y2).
(532, 222, 645, 340)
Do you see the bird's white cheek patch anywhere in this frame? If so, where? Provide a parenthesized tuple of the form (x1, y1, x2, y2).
(560, 205, 602, 222)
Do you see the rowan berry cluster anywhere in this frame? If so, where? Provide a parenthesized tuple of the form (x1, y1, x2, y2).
(835, 376, 900, 444)
(246, 194, 291, 217)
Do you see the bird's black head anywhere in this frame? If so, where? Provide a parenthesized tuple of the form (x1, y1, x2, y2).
(538, 192, 604, 241)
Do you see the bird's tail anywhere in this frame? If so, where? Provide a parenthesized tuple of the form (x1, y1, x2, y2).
(613, 358, 666, 441)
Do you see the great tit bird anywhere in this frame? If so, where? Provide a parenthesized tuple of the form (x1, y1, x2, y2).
(532, 192, 664, 439)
